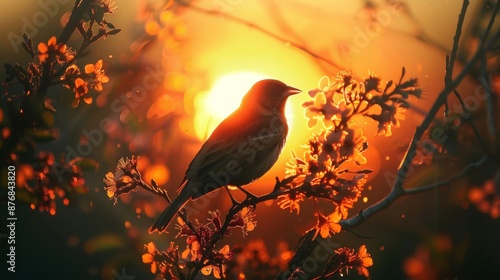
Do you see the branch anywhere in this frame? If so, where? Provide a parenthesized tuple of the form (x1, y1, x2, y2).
(478, 0, 500, 51)
(404, 155, 489, 195)
(452, 89, 490, 153)
(176, 1, 344, 71)
(479, 58, 497, 138)
(445, 0, 468, 85)
(138, 179, 171, 202)
(58, 0, 94, 44)
(341, 2, 500, 229)
(444, 0, 469, 117)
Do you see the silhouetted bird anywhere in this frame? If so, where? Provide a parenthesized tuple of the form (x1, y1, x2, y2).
(149, 79, 301, 233)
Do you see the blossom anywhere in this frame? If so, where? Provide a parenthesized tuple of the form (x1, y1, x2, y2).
(85, 59, 109, 91)
(98, 0, 117, 14)
(142, 242, 159, 274)
(323, 127, 367, 166)
(74, 78, 88, 97)
(61, 64, 80, 88)
(201, 245, 232, 279)
(331, 174, 368, 212)
(375, 102, 407, 137)
(335, 70, 355, 90)
(336, 245, 374, 278)
(181, 237, 202, 262)
(313, 209, 342, 239)
(341, 127, 368, 165)
(200, 265, 225, 279)
(364, 74, 381, 93)
(323, 129, 347, 164)
(103, 157, 140, 204)
(229, 207, 256, 236)
(285, 150, 309, 177)
(349, 245, 374, 277)
(38, 36, 74, 64)
(278, 191, 305, 214)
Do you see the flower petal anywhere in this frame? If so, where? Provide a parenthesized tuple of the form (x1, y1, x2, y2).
(147, 242, 156, 254)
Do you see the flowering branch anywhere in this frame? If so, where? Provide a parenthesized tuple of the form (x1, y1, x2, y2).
(1, 0, 119, 214)
(102, 1, 499, 279)
(341, 0, 500, 230)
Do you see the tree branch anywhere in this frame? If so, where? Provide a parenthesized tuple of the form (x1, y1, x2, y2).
(176, 1, 344, 71)
(341, 2, 500, 229)
(58, 0, 94, 44)
(404, 155, 489, 195)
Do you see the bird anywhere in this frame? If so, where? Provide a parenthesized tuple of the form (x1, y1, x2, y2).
(149, 79, 301, 233)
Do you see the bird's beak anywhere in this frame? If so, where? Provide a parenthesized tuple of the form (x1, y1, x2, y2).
(285, 85, 302, 96)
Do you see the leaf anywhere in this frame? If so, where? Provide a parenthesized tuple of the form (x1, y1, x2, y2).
(308, 88, 322, 98)
(41, 111, 55, 127)
(407, 88, 422, 98)
(22, 33, 34, 58)
(383, 80, 393, 93)
(399, 78, 418, 89)
(94, 8, 105, 23)
(389, 97, 410, 108)
(106, 29, 121, 36)
(69, 157, 100, 171)
(44, 101, 56, 112)
(302, 101, 314, 107)
(318, 76, 331, 91)
(105, 21, 115, 29)
(355, 169, 373, 174)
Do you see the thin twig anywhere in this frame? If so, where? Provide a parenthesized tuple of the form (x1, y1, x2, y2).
(445, 0, 469, 84)
(176, 1, 344, 71)
(452, 89, 490, 153)
(477, 0, 500, 51)
(444, 0, 469, 118)
(479, 57, 497, 138)
(263, 1, 337, 75)
(404, 155, 489, 194)
(341, 2, 499, 229)
(59, 0, 94, 44)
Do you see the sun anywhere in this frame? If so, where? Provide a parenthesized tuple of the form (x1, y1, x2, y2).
(193, 72, 267, 140)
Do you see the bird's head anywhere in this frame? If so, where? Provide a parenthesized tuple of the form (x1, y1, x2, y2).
(241, 79, 301, 115)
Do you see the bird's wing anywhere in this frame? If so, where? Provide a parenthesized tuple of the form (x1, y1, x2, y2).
(180, 110, 287, 196)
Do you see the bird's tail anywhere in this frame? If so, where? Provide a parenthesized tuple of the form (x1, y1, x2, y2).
(149, 184, 195, 234)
